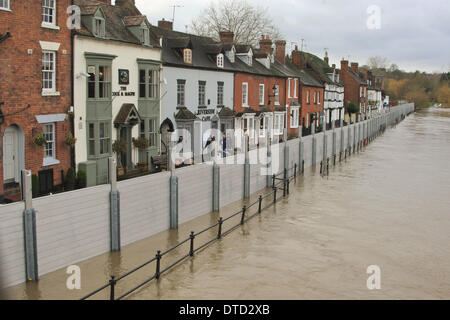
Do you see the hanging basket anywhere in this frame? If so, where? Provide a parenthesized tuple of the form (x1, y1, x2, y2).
(34, 133, 47, 147)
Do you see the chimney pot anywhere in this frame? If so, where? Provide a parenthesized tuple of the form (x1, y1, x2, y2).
(158, 19, 173, 31)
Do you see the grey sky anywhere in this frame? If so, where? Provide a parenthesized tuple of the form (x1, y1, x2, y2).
(132, 0, 450, 73)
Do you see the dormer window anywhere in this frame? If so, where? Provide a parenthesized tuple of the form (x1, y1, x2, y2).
(141, 27, 150, 46)
(229, 47, 235, 63)
(183, 49, 192, 64)
(217, 54, 224, 68)
(94, 17, 106, 38)
(247, 54, 252, 66)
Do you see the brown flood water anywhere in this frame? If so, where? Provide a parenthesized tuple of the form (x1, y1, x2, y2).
(2, 108, 450, 300)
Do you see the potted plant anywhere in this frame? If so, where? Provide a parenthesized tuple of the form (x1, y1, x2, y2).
(112, 140, 127, 176)
(65, 132, 77, 148)
(132, 137, 150, 172)
(34, 133, 46, 147)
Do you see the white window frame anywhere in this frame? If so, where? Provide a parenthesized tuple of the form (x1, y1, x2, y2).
(242, 82, 248, 107)
(274, 85, 280, 105)
(42, 0, 57, 27)
(294, 78, 298, 98)
(317, 91, 320, 104)
(94, 17, 106, 38)
(217, 54, 224, 68)
(287, 78, 292, 98)
(0, 0, 10, 10)
(42, 50, 56, 95)
(43, 123, 60, 166)
(290, 107, 299, 129)
(141, 27, 150, 46)
(184, 49, 192, 64)
(306, 90, 310, 104)
(313, 91, 317, 104)
(259, 84, 265, 105)
(217, 82, 224, 106)
(198, 81, 206, 106)
(274, 113, 284, 135)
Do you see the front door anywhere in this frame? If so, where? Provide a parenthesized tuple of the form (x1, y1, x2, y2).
(120, 126, 130, 169)
(3, 127, 18, 183)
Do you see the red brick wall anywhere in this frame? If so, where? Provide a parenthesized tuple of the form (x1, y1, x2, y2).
(299, 85, 324, 128)
(0, 0, 72, 199)
(286, 77, 301, 138)
(234, 73, 286, 113)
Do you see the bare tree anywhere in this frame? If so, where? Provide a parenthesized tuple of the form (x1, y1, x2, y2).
(190, 0, 282, 45)
(367, 56, 389, 70)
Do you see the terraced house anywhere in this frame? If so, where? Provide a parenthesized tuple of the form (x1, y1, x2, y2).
(150, 23, 235, 163)
(73, 0, 162, 185)
(340, 60, 368, 121)
(221, 34, 288, 148)
(0, 0, 72, 203)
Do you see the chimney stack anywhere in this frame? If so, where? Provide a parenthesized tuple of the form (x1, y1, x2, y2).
(259, 35, 273, 55)
(351, 62, 359, 74)
(219, 31, 234, 44)
(341, 60, 349, 72)
(275, 40, 286, 64)
(292, 46, 305, 70)
(324, 51, 329, 66)
(158, 18, 173, 31)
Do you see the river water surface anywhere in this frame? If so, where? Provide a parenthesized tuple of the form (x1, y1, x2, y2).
(3, 108, 450, 300)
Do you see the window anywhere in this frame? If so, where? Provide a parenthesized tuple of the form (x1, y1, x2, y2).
(317, 92, 320, 104)
(88, 123, 95, 156)
(259, 116, 270, 138)
(290, 108, 299, 128)
(247, 53, 252, 66)
(99, 122, 110, 155)
(0, 0, 10, 10)
(306, 90, 310, 104)
(294, 79, 298, 98)
(141, 27, 149, 45)
(313, 91, 317, 104)
(148, 118, 157, 148)
(42, 51, 56, 93)
(288, 78, 292, 98)
(177, 80, 186, 107)
(87, 64, 111, 99)
(94, 18, 106, 38)
(217, 54, 224, 68)
(274, 113, 284, 135)
(198, 81, 206, 106)
(274, 85, 280, 105)
(139, 68, 159, 99)
(306, 112, 310, 128)
(217, 82, 224, 106)
(242, 83, 248, 106)
(98, 66, 111, 98)
(43, 123, 55, 159)
(42, 0, 56, 25)
(259, 84, 265, 105)
(183, 49, 192, 64)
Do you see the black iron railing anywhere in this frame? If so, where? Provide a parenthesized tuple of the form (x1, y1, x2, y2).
(302, 126, 312, 137)
(80, 165, 300, 301)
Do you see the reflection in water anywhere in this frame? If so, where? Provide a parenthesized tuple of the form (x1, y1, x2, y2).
(3, 108, 450, 300)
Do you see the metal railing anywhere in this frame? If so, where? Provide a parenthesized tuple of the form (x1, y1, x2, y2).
(80, 165, 300, 301)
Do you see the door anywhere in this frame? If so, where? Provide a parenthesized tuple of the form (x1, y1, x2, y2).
(3, 128, 18, 183)
(119, 126, 130, 169)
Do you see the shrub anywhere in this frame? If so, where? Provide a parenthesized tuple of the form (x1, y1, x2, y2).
(65, 168, 76, 191)
(76, 170, 87, 189)
(346, 102, 360, 114)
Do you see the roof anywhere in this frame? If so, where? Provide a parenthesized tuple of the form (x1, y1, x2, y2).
(150, 26, 235, 72)
(175, 108, 198, 120)
(74, 0, 160, 47)
(114, 104, 142, 126)
(348, 68, 366, 85)
(218, 107, 234, 117)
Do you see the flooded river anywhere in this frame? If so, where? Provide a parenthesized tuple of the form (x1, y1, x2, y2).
(3, 108, 450, 300)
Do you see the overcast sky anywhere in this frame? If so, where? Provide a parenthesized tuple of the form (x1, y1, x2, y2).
(130, 0, 449, 73)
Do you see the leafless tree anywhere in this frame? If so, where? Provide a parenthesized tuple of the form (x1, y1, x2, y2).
(190, 0, 282, 45)
(367, 56, 389, 70)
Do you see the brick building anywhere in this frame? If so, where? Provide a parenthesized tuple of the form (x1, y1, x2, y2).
(340, 60, 368, 121)
(0, 0, 72, 203)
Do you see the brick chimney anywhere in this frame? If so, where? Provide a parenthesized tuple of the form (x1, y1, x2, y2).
(115, 0, 135, 7)
(97, 0, 111, 4)
(275, 40, 286, 64)
(341, 60, 349, 72)
(259, 35, 273, 55)
(158, 19, 173, 31)
(324, 51, 329, 66)
(351, 62, 359, 74)
(219, 31, 234, 44)
(292, 45, 305, 69)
